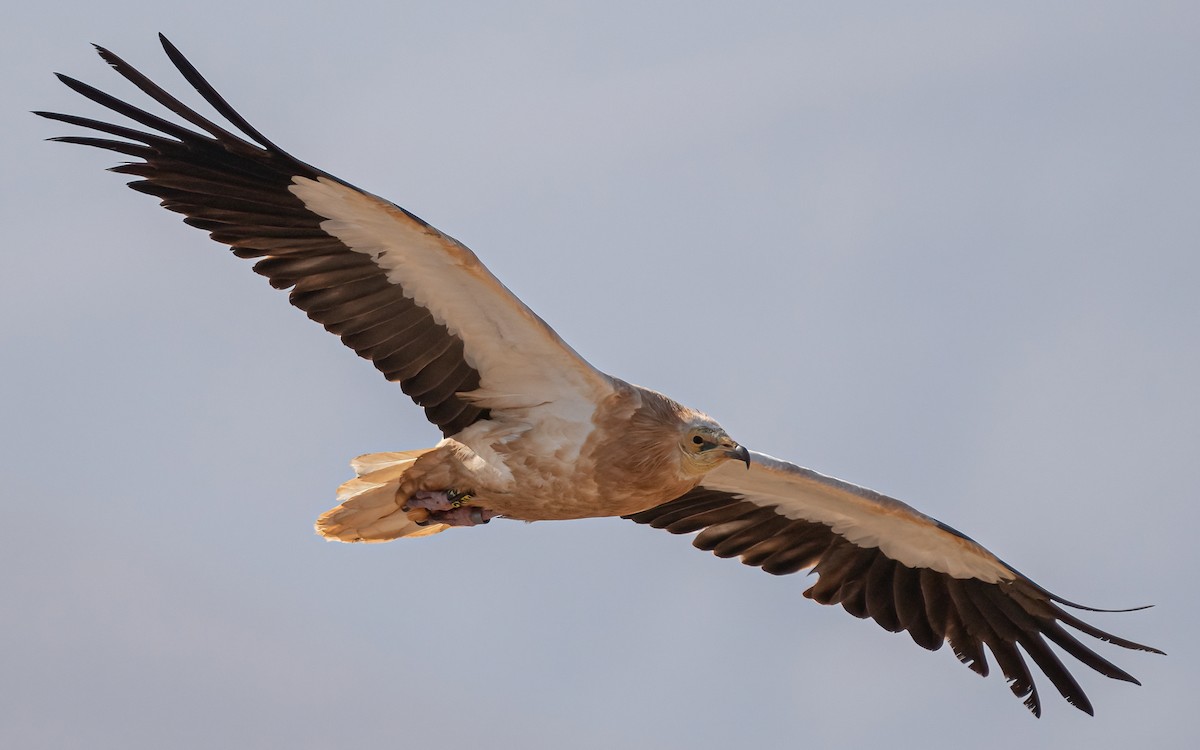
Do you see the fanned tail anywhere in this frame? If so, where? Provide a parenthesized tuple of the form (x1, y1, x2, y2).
(316, 449, 446, 542)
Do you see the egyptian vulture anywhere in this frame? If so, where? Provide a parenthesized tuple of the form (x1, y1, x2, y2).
(39, 35, 1160, 717)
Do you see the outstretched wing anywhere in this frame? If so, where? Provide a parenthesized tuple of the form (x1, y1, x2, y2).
(37, 36, 612, 436)
(624, 450, 1161, 716)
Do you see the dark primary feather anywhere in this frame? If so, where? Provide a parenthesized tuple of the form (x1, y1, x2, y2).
(625, 489, 1162, 717)
(37, 35, 487, 436)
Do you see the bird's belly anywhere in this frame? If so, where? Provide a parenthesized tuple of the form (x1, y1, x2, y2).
(483, 488, 659, 521)
(475, 462, 692, 522)
(454, 410, 694, 521)
(475, 468, 614, 521)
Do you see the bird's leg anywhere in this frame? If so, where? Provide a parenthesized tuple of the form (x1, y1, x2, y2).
(427, 504, 498, 526)
(404, 491, 498, 526)
(397, 444, 500, 527)
(405, 489, 469, 512)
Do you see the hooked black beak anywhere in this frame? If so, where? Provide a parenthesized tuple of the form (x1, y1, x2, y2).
(726, 444, 751, 469)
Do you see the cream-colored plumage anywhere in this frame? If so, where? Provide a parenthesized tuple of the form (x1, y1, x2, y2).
(41, 35, 1160, 718)
(317, 450, 446, 541)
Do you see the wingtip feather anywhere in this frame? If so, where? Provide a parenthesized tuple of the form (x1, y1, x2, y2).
(1052, 596, 1155, 614)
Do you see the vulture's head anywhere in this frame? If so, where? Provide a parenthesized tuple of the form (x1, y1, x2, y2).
(680, 420, 751, 474)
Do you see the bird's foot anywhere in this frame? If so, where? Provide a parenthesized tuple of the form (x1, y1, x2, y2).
(404, 489, 497, 526)
(425, 505, 498, 526)
(405, 489, 469, 512)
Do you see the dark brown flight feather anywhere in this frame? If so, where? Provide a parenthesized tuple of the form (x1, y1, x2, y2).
(37, 34, 486, 436)
(625, 487, 1162, 717)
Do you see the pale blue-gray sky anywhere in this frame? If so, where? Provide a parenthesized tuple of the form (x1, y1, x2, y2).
(3, 2, 1196, 748)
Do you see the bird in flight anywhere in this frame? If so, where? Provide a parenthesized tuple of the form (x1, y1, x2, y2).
(39, 35, 1160, 717)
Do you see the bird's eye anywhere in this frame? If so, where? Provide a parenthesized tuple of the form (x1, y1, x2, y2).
(692, 435, 705, 445)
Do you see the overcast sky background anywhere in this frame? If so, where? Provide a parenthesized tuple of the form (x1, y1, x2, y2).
(3, 2, 1197, 748)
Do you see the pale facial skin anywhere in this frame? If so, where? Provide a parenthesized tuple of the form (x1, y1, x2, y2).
(680, 423, 751, 475)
